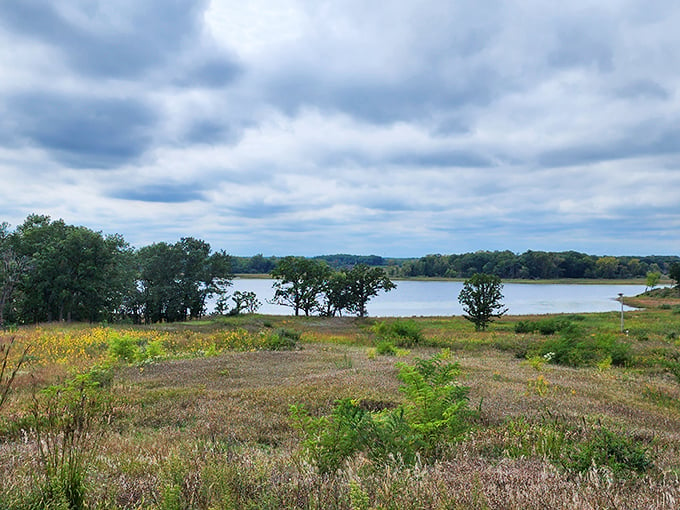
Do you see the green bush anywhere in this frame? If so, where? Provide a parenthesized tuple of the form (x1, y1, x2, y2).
(291, 354, 476, 472)
(108, 334, 139, 363)
(514, 321, 534, 334)
(542, 327, 631, 367)
(264, 328, 300, 351)
(375, 340, 397, 356)
(372, 320, 424, 347)
(562, 426, 652, 476)
(514, 318, 570, 335)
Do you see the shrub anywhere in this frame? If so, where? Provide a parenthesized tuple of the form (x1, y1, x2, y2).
(542, 327, 631, 367)
(372, 319, 424, 347)
(264, 329, 300, 351)
(291, 354, 476, 472)
(108, 333, 139, 363)
(375, 340, 397, 356)
(30, 374, 113, 509)
(514, 318, 570, 335)
(514, 321, 534, 334)
(561, 426, 653, 476)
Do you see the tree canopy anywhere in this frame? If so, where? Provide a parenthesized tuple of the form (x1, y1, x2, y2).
(458, 273, 508, 331)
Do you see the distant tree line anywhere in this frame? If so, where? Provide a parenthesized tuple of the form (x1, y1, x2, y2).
(231, 253, 389, 274)
(397, 251, 680, 280)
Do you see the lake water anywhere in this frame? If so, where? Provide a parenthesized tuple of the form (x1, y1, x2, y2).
(218, 279, 647, 317)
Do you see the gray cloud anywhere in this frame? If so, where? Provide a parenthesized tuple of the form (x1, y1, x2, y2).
(0, 1, 241, 90)
(110, 184, 207, 204)
(538, 121, 680, 168)
(6, 92, 156, 169)
(0, 1, 201, 78)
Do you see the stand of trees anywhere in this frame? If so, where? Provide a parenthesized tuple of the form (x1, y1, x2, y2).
(270, 257, 395, 317)
(0, 215, 232, 326)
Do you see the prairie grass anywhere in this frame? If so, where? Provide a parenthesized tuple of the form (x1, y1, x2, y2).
(1, 309, 679, 508)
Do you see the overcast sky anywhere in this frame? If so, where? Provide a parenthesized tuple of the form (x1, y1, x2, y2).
(1, 1, 679, 257)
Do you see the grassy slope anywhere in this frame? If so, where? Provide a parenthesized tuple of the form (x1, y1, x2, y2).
(1, 308, 680, 508)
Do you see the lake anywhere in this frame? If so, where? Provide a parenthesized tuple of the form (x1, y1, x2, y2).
(219, 279, 647, 317)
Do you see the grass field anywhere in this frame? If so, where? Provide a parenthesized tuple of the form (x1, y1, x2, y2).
(1, 302, 680, 508)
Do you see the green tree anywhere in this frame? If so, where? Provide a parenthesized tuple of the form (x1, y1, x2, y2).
(0, 224, 31, 327)
(669, 262, 680, 289)
(318, 271, 351, 317)
(595, 256, 620, 279)
(270, 257, 331, 316)
(342, 264, 396, 317)
(135, 238, 232, 323)
(645, 271, 661, 291)
(458, 273, 508, 331)
(10, 215, 133, 323)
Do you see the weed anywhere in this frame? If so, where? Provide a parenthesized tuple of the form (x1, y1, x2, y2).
(30, 374, 113, 509)
(375, 340, 397, 356)
(334, 353, 353, 369)
(524, 355, 546, 371)
(542, 327, 631, 367)
(291, 354, 476, 473)
(0, 336, 29, 412)
(526, 375, 551, 396)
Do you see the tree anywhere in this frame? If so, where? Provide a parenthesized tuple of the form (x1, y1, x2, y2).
(318, 271, 350, 317)
(135, 238, 232, 323)
(645, 271, 661, 292)
(270, 257, 331, 316)
(669, 262, 680, 290)
(231, 291, 261, 314)
(10, 215, 133, 323)
(0, 224, 31, 327)
(458, 273, 508, 331)
(342, 264, 396, 317)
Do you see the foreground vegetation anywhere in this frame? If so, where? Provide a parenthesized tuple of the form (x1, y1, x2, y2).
(1, 302, 680, 508)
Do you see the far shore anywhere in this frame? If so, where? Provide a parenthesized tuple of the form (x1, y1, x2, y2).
(234, 274, 668, 286)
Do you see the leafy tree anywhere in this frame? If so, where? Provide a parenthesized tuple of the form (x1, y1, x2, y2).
(458, 273, 508, 331)
(231, 290, 261, 314)
(270, 257, 331, 316)
(318, 271, 351, 317)
(669, 262, 680, 289)
(0, 224, 31, 327)
(9, 215, 133, 323)
(135, 238, 232, 323)
(342, 264, 396, 317)
(645, 271, 661, 291)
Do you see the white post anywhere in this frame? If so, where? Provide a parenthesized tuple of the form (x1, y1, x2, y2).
(618, 292, 624, 333)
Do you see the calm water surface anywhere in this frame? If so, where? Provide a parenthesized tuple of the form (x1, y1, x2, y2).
(222, 279, 646, 317)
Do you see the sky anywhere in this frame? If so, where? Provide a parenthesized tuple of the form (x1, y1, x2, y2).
(1, 1, 679, 257)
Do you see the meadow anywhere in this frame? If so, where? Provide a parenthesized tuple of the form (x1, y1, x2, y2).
(1, 301, 680, 509)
